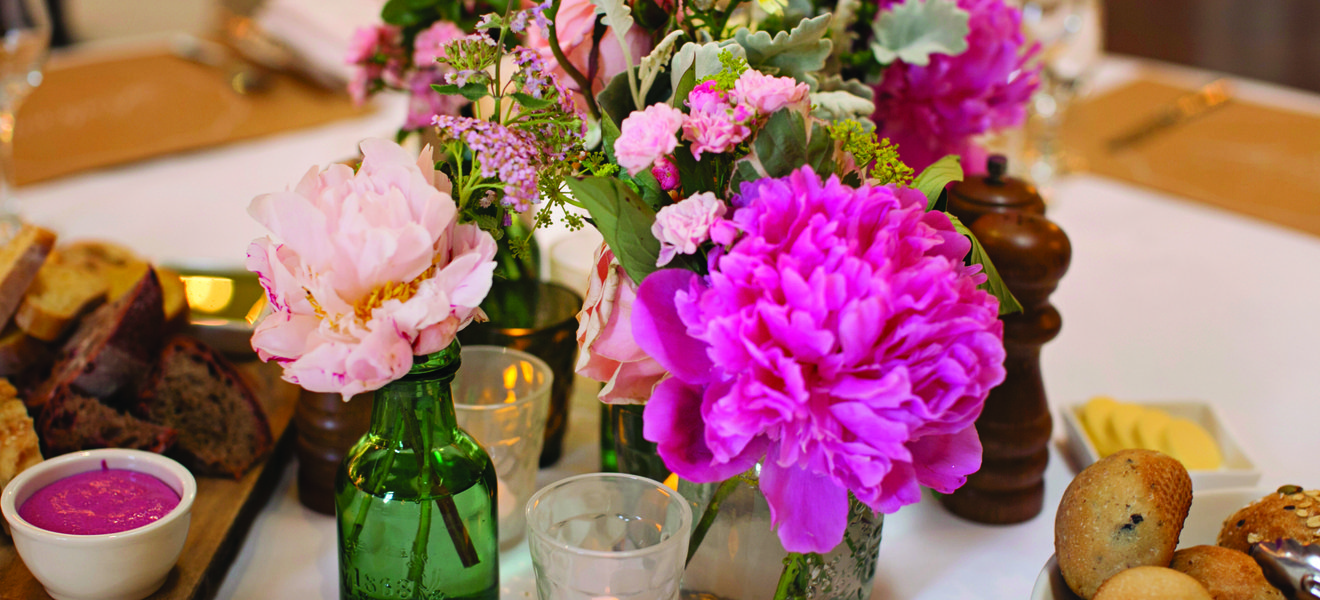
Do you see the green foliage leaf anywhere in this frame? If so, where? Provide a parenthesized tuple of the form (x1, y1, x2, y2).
(753, 110, 808, 178)
(564, 177, 661, 283)
(601, 115, 622, 164)
(810, 91, 876, 122)
(510, 92, 556, 110)
(597, 68, 672, 128)
(913, 155, 964, 210)
(380, 0, 420, 26)
(405, 0, 437, 9)
(431, 82, 489, 102)
(734, 14, 833, 88)
(806, 120, 837, 176)
(947, 214, 1024, 316)
(672, 65, 697, 109)
(630, 169, 667, 211)
(870, 0, 970, 66)
(670, 42, 745, 95)
(673, 146, 719, 195)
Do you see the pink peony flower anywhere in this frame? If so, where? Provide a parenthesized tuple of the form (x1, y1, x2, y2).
(575, 243, 668, 404)
(523, 0, 652, 95)
(730, 70, 809, 115)
(247, 139, 498, 399)
(413, 21, 465, 67)
(652, 192, 726, 266)
(871, 0, 1039, 171)
(682, 105, 752, 161)
(651, 156, 680, 192)
(615, 104, 687, 175)
(632, 166, 1005, 553)
(686, 80, 729, 114)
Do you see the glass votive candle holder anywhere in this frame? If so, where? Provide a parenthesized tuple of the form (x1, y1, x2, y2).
(525, 473, 692, 600)
(452, 345, 553, 549)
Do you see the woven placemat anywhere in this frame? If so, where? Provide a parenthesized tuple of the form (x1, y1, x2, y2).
(13, 45, 369, 185)
(1062, 80, 1320, 237)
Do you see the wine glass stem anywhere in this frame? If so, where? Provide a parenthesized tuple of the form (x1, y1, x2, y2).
(0, 103, 22, 231)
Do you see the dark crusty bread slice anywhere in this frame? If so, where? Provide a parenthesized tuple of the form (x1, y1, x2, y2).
(15, 249, 109, 342)
(28, 268, 165, 410)
(0, 225, 57, 327)
(0, 325, 51, 379)
(136, 336, 272, 478)
(37, 385, 176, 456)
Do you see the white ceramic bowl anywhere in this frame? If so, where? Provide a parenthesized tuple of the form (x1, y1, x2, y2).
(1031, 487, 1271, 600)
(0, 449, 197, 600)
(1060, 400, 1260, 490)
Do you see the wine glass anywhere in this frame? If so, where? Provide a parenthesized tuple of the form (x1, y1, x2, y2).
(0, 0, 49, 240)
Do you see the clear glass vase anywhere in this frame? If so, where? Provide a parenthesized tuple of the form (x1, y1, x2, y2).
(335, 341, 500, 600)
(679, 471, 883, 600)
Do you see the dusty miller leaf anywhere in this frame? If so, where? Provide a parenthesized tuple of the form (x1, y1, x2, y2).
(947, 214, 1024, 315)
(870, 0, 970, 66)
(591, 0, 635, 56)
(733, 14, 832, 89)
(670, 41, 744, 95)
(811, 91, 876, 121)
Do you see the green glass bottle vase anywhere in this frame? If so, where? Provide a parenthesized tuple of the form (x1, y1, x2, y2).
(335, 341, 499, 600)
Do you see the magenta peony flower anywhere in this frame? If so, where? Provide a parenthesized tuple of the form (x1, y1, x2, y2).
(615, 104, 687, 175)
(871, 0, 1039, 171)
(632, 166, 1005, 553)
(652, 192, 726, 266)
(651, 156, 680, 192)
(731, 70, 809, 115)
(576, 243, 668, 404)
(682, 104, 752, 161)
(247, 139, 497, 399)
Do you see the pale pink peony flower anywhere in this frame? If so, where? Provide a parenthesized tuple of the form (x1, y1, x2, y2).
(652, 192, 726, 266)
(523, 0, 652, 95)
(682, 105, 752, 161)
(575, 243, 667, 404)
(247, 139, 497, 399)
(731, 70, 810, 115)
(615, 104, 687, 175)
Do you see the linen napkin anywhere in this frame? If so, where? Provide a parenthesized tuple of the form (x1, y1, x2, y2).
(253, 0, 386, 84)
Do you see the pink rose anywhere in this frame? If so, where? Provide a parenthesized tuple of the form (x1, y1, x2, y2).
(615, 104, 686, 175)
(652, 192, 726, 266)
(575, 243, 667, 404)
(682, 105, 752, 160)
(414, 21, 465, 67)
(247, 139, 498, 399)
(523, 0, 652, 95)
(731, 70, 810, 115)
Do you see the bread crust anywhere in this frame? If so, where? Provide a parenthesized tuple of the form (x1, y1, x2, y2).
(1218, 488, 1320, 553)
(0, 379, 41, 491)
(1093, 566, 1213, 600)
(0, 225, 57, 327)
(1055, 449, 1194, 599)
(1171, 545, 1284, 600)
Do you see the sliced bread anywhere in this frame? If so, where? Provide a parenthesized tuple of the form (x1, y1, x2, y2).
(0, 325, 51, 379)
(57, 240, 149, 302)
(137, 336, 272, 478)
(0, 225, 56, 327)
(157, 266, 189, 331)
(0, 379, 42, 491)
(38, 385, 176, 456)
(28, 268, 165, 410)
(15, 249, 109, 342)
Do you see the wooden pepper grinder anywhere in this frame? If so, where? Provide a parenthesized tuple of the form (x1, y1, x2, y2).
(938, 155, 1071, 524)
(294, 391, 374, 515)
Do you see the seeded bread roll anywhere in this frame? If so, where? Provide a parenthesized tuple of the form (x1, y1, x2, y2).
(1218, 487, 1320, 553)
(1092, 566, 1213, 600)
(1055, 449, 1194, 599)
(1171, 545, 1284, 600)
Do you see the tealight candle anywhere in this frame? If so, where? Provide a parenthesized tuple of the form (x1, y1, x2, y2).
(18, 460, 181, 535)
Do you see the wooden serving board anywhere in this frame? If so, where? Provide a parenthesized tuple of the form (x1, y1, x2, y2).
(0, 361, 300, 600)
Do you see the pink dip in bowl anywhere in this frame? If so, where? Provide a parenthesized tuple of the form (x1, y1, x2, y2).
(18, 460, 181, 535)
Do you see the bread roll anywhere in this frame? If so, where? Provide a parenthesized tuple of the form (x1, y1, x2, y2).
(1171, 545, 1283, 600)
(1055, 449, 1194, 599)
(1093, 566, 1213, 600)
(1218, 487, 1320, 553)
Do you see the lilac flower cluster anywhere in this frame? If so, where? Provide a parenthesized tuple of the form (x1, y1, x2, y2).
(871, 0, 1040, 171)
(632, 166, 1006, 554)
(433, 116, 543, 213)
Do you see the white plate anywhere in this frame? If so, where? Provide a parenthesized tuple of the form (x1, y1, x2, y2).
(1031, 487, 1271, 599)
(1060, 400, 1260, 490)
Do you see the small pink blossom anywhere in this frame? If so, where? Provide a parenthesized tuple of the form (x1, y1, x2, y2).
(652, 192, 726, 266)
(575, 243, 667, 404)
(615, 104, 687, 175)
(651, 156, 680, 192)
(346, 25, 405, 106)
(687, 80, 729, 113)
(414, 21, 465, 67)
(404, 70, 467, 130)
(682, 107, 751, 161)
(731, 70, 809, 115)
(247, 139, 497, 399)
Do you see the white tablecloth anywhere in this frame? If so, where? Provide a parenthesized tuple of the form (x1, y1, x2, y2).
(15, 58, 1320, 599)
